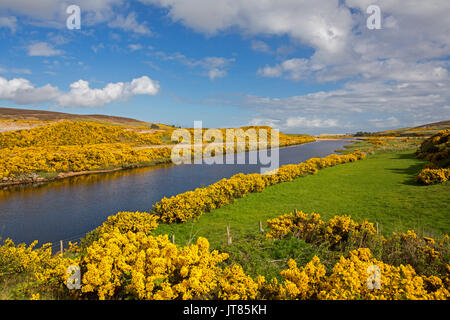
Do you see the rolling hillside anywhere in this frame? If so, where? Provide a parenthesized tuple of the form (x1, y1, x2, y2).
(0, 107, 174, 131)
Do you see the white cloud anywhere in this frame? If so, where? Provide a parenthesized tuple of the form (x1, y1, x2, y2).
(0, 66, 32, 75)
(258, 58, 310, 81)
(11, 68, 32, 75)
(91, 43, 104, 53)
(251, 40, 271, 53)
(141, 0, 353, 60)
(0, 77, 60, 104)
(207, 68, 227, 80)
(27, 42, 62, 56)
(152, 51, 235, 80)
(0, 16, 17, 32)
(141, 0, 450, 132)
(128, 44, 143, 51)
(0, 0, 124, 27)
(0, 76, 160, 107)
(368, 117, 400, 128)
(285, 117, 339, 128)
(203, 76, 449, 132)
(108, 12, 152, 35)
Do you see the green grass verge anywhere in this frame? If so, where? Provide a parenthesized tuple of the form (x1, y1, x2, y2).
(154, 149, 450, 277)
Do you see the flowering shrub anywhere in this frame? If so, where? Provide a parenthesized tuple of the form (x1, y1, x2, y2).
(416, 168, 450, 184)
(0, 121, 164, 148)
(0, 239, 54, 276)
(1, 225, 448, 300)
(266, 211, 449, 280)
(153, 151, 366, 223)
(0, 238, 78, 299)
(80, 211, 160, 248)
(278, 257, 327, 300)
(266, 210, 375, 247)
(218, 265, 259, 300)
(317, 248, 449, 300)
(415, 130, 450, 184)
(367, 138, 389, 147)
(0, 121, 315, 181)
(0, 144, 172, 179)
(80, 232, 228, 300)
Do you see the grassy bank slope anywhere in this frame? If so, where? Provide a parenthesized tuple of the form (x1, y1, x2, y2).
(155, 150, 450, 247)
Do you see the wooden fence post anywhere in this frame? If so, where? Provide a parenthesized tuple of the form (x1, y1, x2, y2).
(172, 234, 175, 244)
(226, 226, 232, 245)
(60, 240, 63, 256)
(259, 221, 264, 234)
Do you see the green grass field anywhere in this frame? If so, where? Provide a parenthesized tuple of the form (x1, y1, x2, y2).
(154, 148, 450, 278)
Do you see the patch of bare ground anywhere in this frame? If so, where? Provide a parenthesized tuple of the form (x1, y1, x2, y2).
(0, 121, 44, 133)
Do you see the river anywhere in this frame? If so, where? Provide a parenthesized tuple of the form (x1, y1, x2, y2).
(0, 140, 351, 246)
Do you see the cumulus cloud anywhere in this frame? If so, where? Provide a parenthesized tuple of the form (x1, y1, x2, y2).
(0, 0, 124, 27)
(0, 66, 32, 75)
(258, 58, 310, 81)
(27, 42, 62, 56)
(142, 0, 450, 132)
(141, 0, 353, 63)
(285, 117, 339, 128)
(0, 0, 152, 32)
(128, 43, 143, 51)
(368, 117, 400, 128)
(251, 40, 271, 53)
(108, 12, 153, 35)
(0, 16, 17, 32)
(0, 77, 60, 104)
(0, 76, 160, 107)
(152, 51, 235, 80)
(254, 0, 450, 83)
(239, 78, 450, 132)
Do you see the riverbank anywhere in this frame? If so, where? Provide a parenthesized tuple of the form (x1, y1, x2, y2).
(155, 148, 450, 279)
(0, 158, 173, 189)
(0, 141, 317, 189)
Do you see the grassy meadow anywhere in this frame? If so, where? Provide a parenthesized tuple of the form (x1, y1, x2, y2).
(155, 144, 449, 278)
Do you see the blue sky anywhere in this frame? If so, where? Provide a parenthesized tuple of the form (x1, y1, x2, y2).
(0, 0, 449, 134)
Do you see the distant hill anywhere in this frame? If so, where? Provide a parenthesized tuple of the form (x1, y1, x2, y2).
(0, 107, 147, 125)
(0, 107, 175, 130)
(411, 120, 450, 129)
(369, 120, 450, 137)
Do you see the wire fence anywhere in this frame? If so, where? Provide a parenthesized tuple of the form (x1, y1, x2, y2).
(48, 231, 90, 254)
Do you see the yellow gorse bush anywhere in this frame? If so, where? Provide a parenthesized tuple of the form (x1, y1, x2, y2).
(1, 211, 448, 300)
(0, 238, 78, 298)
(153, 151, 366, 223)
(0, 121, 315, 180)
(0, 120, 164, 148)
(266, 210, 376, 247)
(416, 168, 450, 184)
(80, 231, 229, 300)
(415, 129, 449, 184)
(266, 211, 449, 281)
(0, 120, 173, 179)
(0, 144, 172, 179)
(218, 265, 259, 300)
(317, 248, 449, 300)
(80, 211, 160, 248)
(0, 239, 53, 276)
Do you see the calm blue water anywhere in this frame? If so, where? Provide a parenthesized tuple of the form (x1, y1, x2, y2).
(0, 140, 351, 246)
